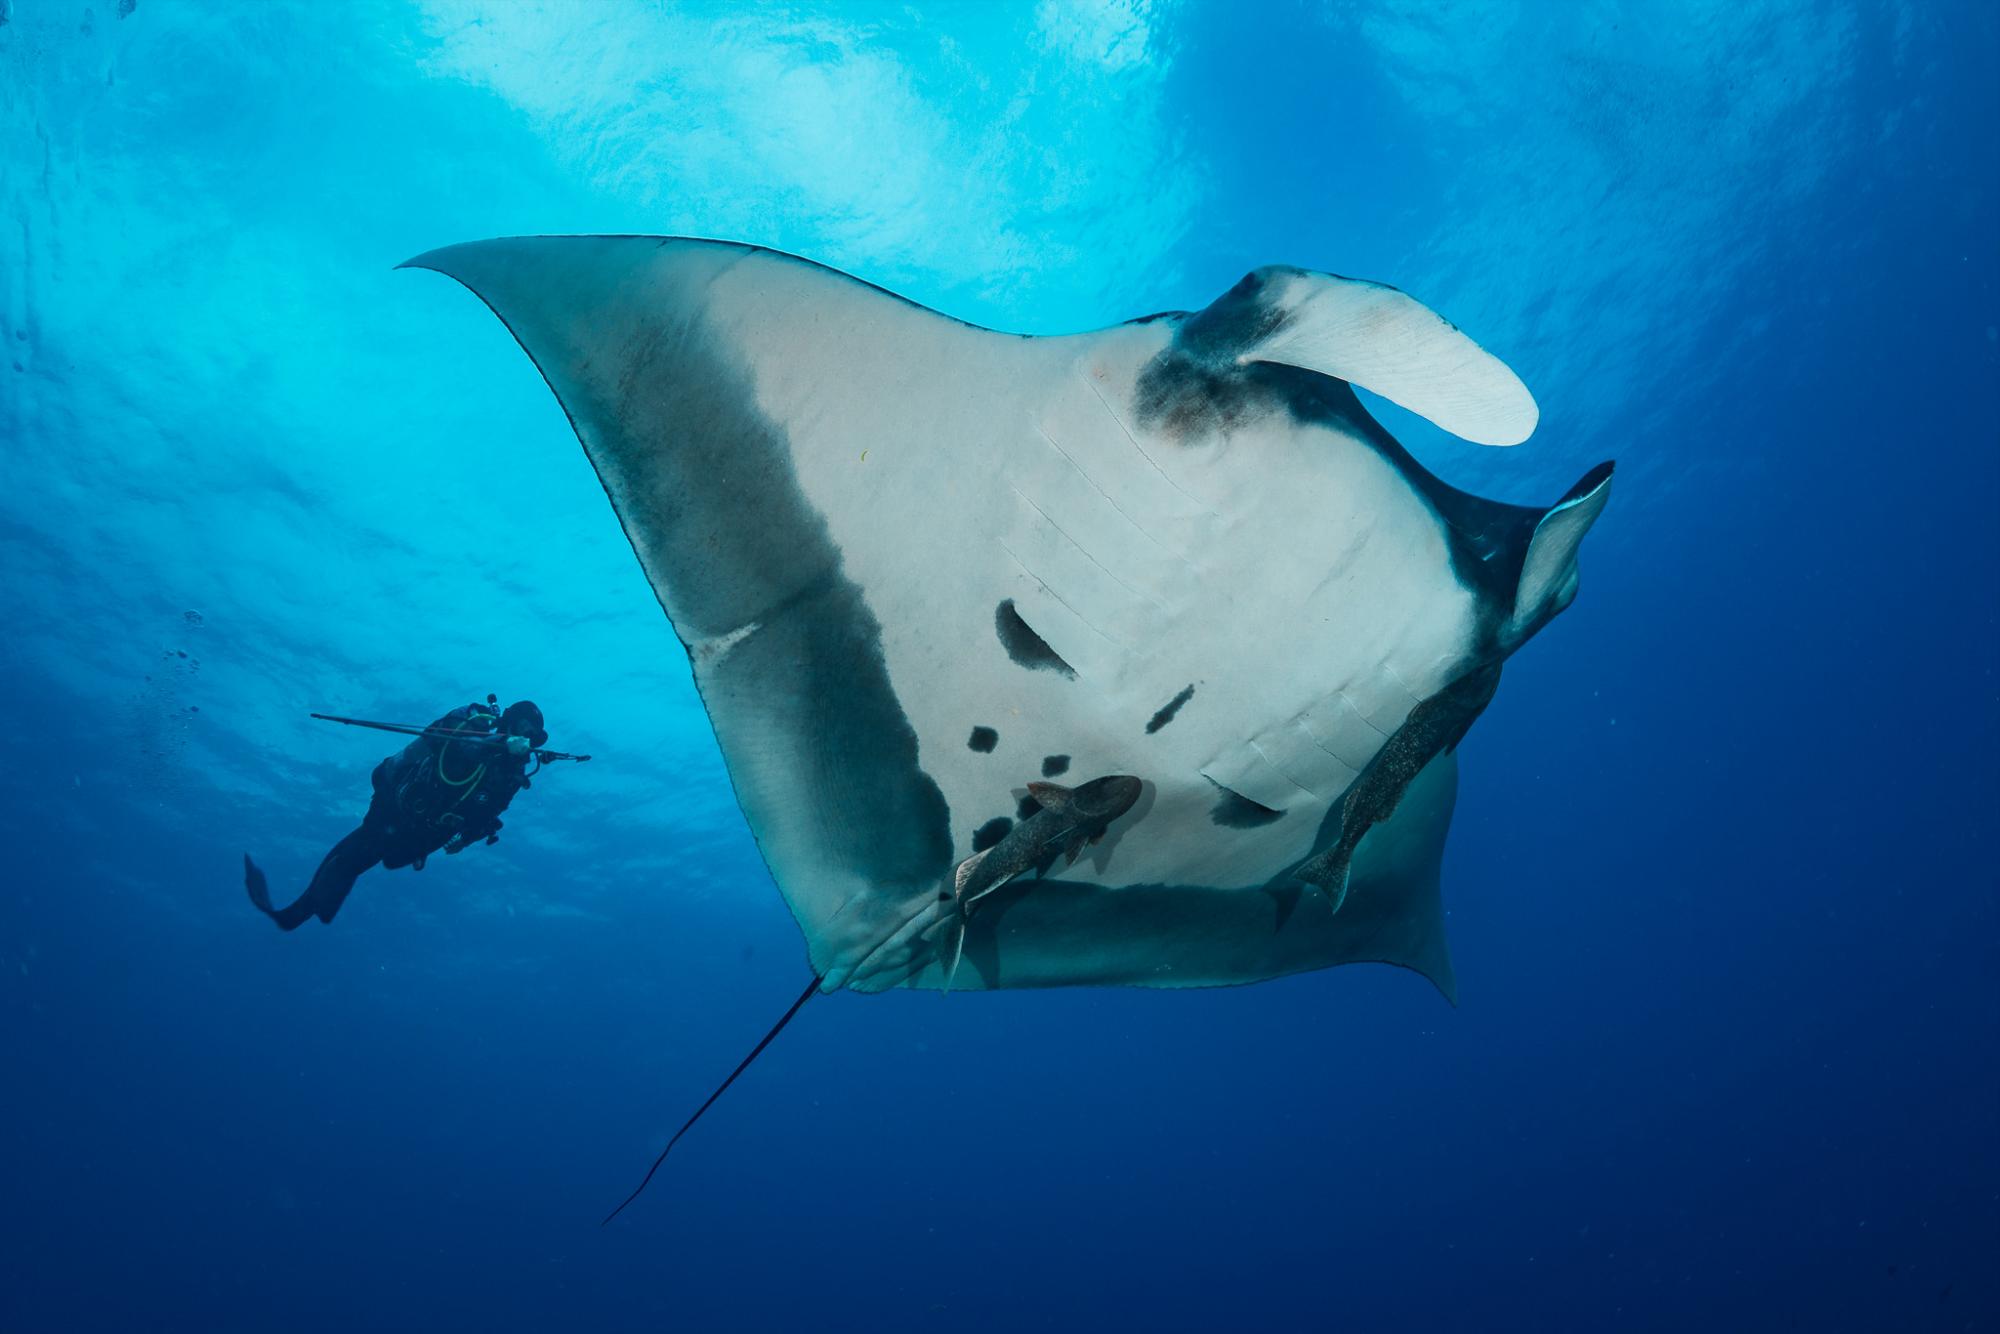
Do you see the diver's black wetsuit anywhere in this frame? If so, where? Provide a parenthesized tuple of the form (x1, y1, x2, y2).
(245, 702, 535, 930)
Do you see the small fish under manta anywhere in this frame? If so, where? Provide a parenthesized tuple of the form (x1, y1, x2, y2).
(399, 235, 1615, 1222)
(941, 775, 1145, 988)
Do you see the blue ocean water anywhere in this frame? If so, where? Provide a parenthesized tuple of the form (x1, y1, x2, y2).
(2, 1, 1995, 1329)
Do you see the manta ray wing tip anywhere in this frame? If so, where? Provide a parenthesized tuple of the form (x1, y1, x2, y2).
(396, 239, 498, 275)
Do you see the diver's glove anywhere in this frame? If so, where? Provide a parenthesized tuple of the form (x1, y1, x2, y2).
(506, 735, 531, 757)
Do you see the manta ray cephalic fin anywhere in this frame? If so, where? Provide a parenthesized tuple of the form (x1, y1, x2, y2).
(1211, 265, 1540, 446)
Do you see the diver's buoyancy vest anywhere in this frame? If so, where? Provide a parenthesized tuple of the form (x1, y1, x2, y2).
(389, 704, 518, 827)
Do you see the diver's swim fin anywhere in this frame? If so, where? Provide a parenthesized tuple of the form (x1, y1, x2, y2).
(244, 854, 274, 914)
(244, 854, 314, 931)
(245, 831, 379, 931)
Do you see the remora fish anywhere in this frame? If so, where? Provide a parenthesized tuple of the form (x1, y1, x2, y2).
(1291, 663, 1503, 914)
(950, 775, 1143, 916)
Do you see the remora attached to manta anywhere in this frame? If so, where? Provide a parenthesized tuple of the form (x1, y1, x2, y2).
(401, 236, 1612, 1213)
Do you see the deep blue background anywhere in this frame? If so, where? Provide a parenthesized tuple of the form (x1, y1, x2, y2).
(3, 2, 1994, 1330)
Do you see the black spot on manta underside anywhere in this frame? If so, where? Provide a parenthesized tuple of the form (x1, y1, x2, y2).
(1041, 754, 1070, 777)
(1145, 685, 1195, 734)
(968, 726, 998, 753)
(971, 817, 1013, 852)
(994, 600, 1075, 678)
(1016, 793, 1042, 821)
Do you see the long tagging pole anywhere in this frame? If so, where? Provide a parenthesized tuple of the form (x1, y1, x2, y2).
(309, 712, 592, 762)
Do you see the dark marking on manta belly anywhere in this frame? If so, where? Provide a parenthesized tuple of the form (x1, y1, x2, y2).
(971, 817, 1013, 852)
(547, 292, 952, 893)
(1207, 782, 1285, 828)
(1131, 272, 1294, 440)
(1133, 354, 1263, 440)
(1041, 754, 1070, 777)
(994, 600, 1075, 678)
(968, 726, 998, 753)
(1145, 685, 1195, 734)
(1016, 793, 1042, 822)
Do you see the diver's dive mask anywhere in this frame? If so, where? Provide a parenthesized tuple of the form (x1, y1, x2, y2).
(500, 700, 549, 752)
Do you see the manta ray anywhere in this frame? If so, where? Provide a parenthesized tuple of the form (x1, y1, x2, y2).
(402, 236, 1612, 1217)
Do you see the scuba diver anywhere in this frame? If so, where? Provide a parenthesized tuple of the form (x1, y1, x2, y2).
(245, 698, 568, 930)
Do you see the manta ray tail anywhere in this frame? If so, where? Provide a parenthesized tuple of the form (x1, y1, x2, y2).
(601, 974, 822, 1226)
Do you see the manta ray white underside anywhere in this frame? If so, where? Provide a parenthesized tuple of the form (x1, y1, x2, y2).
(406, 237, 1612, 1002)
